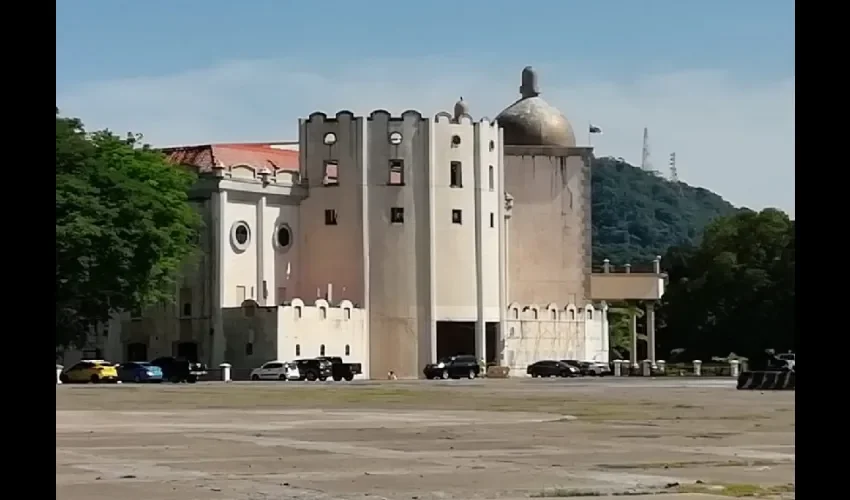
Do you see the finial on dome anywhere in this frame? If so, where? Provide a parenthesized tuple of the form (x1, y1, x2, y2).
(453, 97, 469, 122)
(519, 66, 540, 99)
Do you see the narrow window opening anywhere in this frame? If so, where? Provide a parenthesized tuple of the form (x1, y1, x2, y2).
(320, 307, 327, 319)
(452, 209, 462, 224)
(344, 308, 351, 320)
(295, 344, 301, 356)
(245, 342, 253, 356)
(532, 309, 538, 319)
(179, 287, 192, 318)
(488, 165, 494, 191)
(320, 344, 326, 356)
(450, 161, 462, 188)
(569, 309, 575, 320)
(551, 309, 557, 320)
(322, 160, 339, 186)
(345, 344, 351, 356)
(388, 159, 404, 185)
(512, 308, 519, 319)
(489, 212, 495, 228)
(324, 209, 338, 225)
(489, 140, 495, 152)
(391, 207, 405, 224)
(587, 309, 593, 319)
(295, 306, 302, 318)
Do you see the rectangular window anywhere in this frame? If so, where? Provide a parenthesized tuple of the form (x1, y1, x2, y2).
(325, 209, 338, 225)
(391, 207, 405, 224)
(179, 287, 192, 317)
(450, 161, 462, 188)
(322, 160, 339, 186)
(452, 209, 463, 224)
(488, 165, 495, 191)
(388, 159, 404, 185)
(490, 212, 495, 228)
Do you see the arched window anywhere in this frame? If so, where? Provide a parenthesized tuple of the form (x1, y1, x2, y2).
(295, 306, 302, 318)
(512, 308, 519, 319)
(551, 309, 557, 320)
(569, 309, 575, 320)
(587, 309, 593, 320)
(320, 306, 327, 319)
(295, 344, 301, 356)
(320, 344, 326, 356)
(345, 344, 351, 356)
(344, 308, 351, 320)
(532, 309, 538, 320)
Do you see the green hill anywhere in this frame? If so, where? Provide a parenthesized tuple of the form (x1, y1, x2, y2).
(591, 156, 737, 267)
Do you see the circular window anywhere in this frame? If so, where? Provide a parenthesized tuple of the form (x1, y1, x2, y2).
(451, 135, 461, 146)
(389, 131, 403, 145)
(489, 140, 495, 152)
(323, 132, 337, 145)
(275, 224, 292, 250)
(230, 221, 251, 251)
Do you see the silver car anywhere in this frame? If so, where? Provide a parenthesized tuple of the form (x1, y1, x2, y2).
(250, 361, 300, 381)
(580, 361, 611, 376)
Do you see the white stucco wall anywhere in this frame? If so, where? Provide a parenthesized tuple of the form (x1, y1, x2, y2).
(503, 302, 609, 375)
(277, 299, 368, 377)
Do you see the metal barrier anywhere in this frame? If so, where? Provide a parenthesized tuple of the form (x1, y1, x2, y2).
(736, 370, 795, 390)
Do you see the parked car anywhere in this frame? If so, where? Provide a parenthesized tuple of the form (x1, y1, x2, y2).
(527, 360, 578, 378)
(423, 355, 480, 380)
(294, 359, 333, 381)
(117, 362, 163, 383)
(250, 361, 300, 381)
(560, 360, 584, 375)
(775, 353, 795, 372)
(316, 356, 362, 381)
(150, 356, 208, 383)
(60, 360, 119, 384)
(578, 361, 611, 377)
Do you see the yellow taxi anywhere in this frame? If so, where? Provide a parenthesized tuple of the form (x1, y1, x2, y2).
(60, 359, 119, 384)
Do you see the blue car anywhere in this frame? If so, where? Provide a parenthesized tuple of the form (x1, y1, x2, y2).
(117, 362, 164, 383)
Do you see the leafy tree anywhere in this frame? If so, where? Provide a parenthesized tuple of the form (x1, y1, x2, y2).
(656, 208, 795, 359)
(56, 111, 201, 348)
(591, 157, 737, 266)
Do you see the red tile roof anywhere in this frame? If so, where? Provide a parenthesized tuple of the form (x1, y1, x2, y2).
(163, 143, 299, 173)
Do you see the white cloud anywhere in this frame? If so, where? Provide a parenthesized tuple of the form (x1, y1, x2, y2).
(56, 58, 794, 216)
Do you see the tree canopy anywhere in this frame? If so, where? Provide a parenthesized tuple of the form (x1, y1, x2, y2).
(591, 157, 737, 266)
(56, 111, 201, 347)
(656, 208, 795, 360)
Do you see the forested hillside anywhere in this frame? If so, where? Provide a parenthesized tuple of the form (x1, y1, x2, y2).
(591, 157, 737, 266)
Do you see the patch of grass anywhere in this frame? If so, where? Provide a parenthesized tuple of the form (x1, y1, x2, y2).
(677, 482, 795, 497)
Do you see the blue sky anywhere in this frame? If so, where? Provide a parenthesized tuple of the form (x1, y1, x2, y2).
(56, 0, 795, 215)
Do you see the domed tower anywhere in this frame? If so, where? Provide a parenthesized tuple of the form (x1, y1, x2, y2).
(496, 67, 576, 147)
(497, 66, 593, 369)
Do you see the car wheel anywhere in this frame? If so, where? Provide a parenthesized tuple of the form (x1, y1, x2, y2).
(134, 375, 141, 383)
(278, 374, 287, 381)
(306, 371, 317, 381)
(251, 375, 260, 381)
(344, 374, 354, 381)
(59, 374, 69, 383)
(187, 375, 197, 384)
(441, 370, 449, 380)
(333, 375, 342, 382)
(170, 376, 181, 383)
(468, 369, 476, 379)
(89, 375, 100, 384)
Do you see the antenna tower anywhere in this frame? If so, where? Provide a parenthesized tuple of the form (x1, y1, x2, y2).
(640, 127, 652, 172)
(669, 152, 683, 196)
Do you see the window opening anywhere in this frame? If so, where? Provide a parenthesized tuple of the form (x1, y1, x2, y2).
(325, 209, 338, 225)
(388, 159, 404, 185)
(322, 161, 338, 186)
(391, 207, 404, 224)
(450, 161, 462, 188)
(452, 209, 462, 224)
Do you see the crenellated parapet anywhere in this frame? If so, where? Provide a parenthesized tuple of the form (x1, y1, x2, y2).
(506, 302, 603, 322)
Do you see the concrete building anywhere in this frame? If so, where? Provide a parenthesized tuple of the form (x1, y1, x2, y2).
(62, 67, 670, 377)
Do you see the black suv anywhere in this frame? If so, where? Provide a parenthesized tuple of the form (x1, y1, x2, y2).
(150, 356, 208, 383)
(295, 359, 333, 381)
(423, 355, 480, 380)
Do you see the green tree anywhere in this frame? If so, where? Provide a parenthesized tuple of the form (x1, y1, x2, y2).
(607, 303, 644, 358)
(56, 111, 201, 348)
(657, 208, 795, 359)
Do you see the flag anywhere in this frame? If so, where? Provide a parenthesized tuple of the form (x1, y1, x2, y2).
(589, 124, 602, 134)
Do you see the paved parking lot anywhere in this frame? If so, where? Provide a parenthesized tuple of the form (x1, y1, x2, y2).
(56, 378, 795, 500)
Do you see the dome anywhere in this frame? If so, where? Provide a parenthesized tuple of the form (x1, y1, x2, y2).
(453, 97, 470, 121)
(496, 66, 576, 147)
